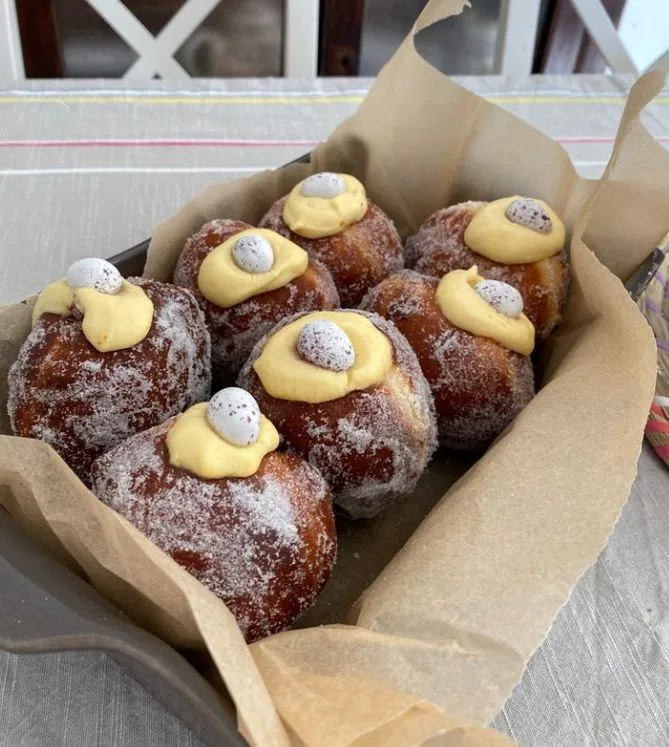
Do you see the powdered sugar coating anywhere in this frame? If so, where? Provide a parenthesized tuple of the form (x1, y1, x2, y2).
(238, 308, 437, 518)
(506, 197, 552, 233)
(174, 218, 340, 379)
(90, 420, 336, 642)
(66, 257, 123, 294)
(475, 279, 524, 318)
(405, 201, 569, 342)
(297, 320, 355, 372)
(8, 277, 211, 484)
(259, 196, 404, 307)
(362, 270, 535, 450)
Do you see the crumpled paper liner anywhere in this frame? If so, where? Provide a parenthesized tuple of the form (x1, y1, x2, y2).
(0, 1, 664, 744)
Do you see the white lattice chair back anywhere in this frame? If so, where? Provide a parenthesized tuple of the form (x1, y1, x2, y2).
(0, 0, 319, 80)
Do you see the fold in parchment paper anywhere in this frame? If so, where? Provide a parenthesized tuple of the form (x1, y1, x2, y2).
(0, 1, 663, 744)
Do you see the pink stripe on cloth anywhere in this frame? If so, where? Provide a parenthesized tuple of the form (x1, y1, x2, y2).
(0, 135, 666, 149)
(646, 419, 669, 434)
(651, 402, 667, 418)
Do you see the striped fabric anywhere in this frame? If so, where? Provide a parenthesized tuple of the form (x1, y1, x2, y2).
(2, 76, 669, 304)
(639, 253, 669, 466)
(1, 77, 669, 747)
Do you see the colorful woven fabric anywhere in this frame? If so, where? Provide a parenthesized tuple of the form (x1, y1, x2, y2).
(638, 250, 669, 466)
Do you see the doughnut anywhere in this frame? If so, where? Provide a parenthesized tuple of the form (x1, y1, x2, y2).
(8, 260, 211, 484)
(173, 218, 339, 379)
(90, 389, 337, 643)
(259, 172, 404, 307)
(238, 309, 437, 519)
(406, 198, 569, 341)
(362, 268, 535, 450)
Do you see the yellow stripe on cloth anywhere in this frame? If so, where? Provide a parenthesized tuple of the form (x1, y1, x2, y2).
(0, 94, 667, 106)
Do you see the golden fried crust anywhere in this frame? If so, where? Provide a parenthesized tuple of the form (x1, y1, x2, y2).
(8, 278, 211, 484)
(406, 202, 569, 342)
(259, 197, 404, 307)
(362, 270, 535, 450)
(238, 308, 437, 518)
(174, 218, 340, 378)
(91, 421, 336, 643)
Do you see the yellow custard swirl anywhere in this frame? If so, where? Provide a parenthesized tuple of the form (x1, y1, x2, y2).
(32, 279, 154, 353)
(464, 196, 565, 264)
(253, 310, 393, 403)
(197, 228, 308, 308)
(435, 267, 535, 356)
(166, 402, 279, 479)
(282, 173, 368, 239)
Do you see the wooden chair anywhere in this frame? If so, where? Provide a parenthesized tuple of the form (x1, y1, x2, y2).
(4, 0, 666, 81)
(2, 0, 319, 80)
(0, 0, 26, 79)
(497, 0, 668, 75)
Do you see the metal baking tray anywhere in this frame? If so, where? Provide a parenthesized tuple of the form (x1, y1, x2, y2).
(0, 508, 245, 746)
(0, 169, 663, 745)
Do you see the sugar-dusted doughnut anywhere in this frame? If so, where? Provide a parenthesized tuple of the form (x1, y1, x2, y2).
(259, 173, 404, 307)
(406, 198, 569, 341)
(362, 268, 535, 450)
(238, 309, 437, 518)
(91, 389, 336, 642)
(174, 219, 339, 378)
(8, 259, 211, 483)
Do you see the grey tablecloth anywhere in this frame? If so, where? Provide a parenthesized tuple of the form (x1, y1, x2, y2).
(1, 76, 668, 746)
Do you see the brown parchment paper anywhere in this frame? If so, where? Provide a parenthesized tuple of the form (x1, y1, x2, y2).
(0, 1, 664, 744)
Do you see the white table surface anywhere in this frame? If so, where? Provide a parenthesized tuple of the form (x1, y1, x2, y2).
(1, 76, 669, 747)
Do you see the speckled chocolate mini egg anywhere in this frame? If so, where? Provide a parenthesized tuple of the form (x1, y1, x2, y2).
(66, 258, 123, 294)
(206, 387, 261, 446)
(505, 197, 552, 233)
(296, 320, 355, 372)
(475, 279, 524, 318)
(231, 234, 274, 274)
(300, 172, 346, 199)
